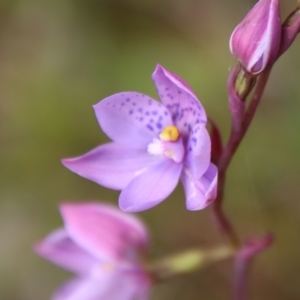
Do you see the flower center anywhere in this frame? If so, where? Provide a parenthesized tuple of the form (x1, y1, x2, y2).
(159, 125, 180, 141)
(101, 263, 115, 273)
(147, 125, 184, 163)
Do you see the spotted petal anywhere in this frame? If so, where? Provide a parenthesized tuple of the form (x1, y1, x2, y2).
(185, 123, 211, 179)
(62, 143, 161, 190)
(181, 163, 218, 210)
(119, 159, 183, 212)
(60, 202, 149, 263)
(34, 228, 97, 275)
(152, 64, 207, 136)
(94, 92, 172, 147)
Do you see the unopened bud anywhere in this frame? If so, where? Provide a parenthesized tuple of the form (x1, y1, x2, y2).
(234, 65, 256, 100)
(278, 5, 300, 56)
(230, 0, 281, 75)
(227, 65, 256, 132)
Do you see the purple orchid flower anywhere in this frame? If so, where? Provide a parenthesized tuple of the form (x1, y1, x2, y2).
(62, 65, 217, 212)
(35, 202, 151, 300)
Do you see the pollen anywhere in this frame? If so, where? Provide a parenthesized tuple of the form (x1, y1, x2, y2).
(159, 125, 180, 141)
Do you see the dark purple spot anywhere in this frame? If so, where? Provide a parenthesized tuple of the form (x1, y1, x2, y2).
(191, 137, 197, 144)
(139, 117, 144, 122)
(164, 110, 168, 116)
(189, 147, 192, 152)
(121, 102, 125, 106)
(152, 110, 158, 115)
(126, 98, 130, 102)
(129, 110, 133, 115)
(178, 90, 182, 94)
(165, 87, 169, 91)
(138, 108, 143, 113)
(196, 119, 200, 123)
(132, 102, 136, 106)
(145, 111, 150, 116)
(147, 124, 154, 131)
(150, 119, 154, 123)
(184, 122, 187, 127)
(167, 93, 174, 100)
(188, 124, 192, 132)
(148, 99, 152, 105)
(156, 123, 162, 129)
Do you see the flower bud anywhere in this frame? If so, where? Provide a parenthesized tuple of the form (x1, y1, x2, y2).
(229, 0, 281, 75)
(278, 4, 300, 57)
(227, 65, 256, 132)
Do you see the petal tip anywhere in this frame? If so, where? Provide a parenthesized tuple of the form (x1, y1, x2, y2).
(59, 202, 77, 221)
(61, 158, 75, 168)
(187, 196, 216, 211)
(33, 240, 44, 255)
(152, 63, 165, 78)
(119, 202, 139, 213)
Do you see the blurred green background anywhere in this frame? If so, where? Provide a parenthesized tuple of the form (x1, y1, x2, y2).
(0, 0, 300, 299)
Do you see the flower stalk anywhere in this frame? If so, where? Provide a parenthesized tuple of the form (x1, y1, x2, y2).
(146, 246, 234, 282)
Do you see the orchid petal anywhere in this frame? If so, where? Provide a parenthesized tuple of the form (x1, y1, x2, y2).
(152, 64, 207, 136)
(53, 270, 150, 300)
(119, 159, 182, 212)
(53, 277, 107, 300)
(94, 92, 172, 146)
(181, 163, 218, 210)
(60, 202, 149, 263)
(35, 229, 97, 275)
(62, 143, 161, 190)
(185, 124, 211, 179)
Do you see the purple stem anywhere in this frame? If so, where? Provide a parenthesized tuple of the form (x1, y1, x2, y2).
(212, 67, 272, 248)
(233, 234, 273, 300)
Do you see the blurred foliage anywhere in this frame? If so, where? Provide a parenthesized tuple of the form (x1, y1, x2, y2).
(0, 0, 300, 299)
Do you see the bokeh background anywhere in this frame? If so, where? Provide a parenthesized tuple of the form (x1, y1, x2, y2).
(0, 0, 300, 299)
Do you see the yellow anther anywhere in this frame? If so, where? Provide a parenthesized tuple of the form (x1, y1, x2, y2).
(159, 125, 180, 142)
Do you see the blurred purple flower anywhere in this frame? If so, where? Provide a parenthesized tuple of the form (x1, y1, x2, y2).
(35, 202, 151, 300)
(229, 0, 281, 75)
(62, 65, 217, 212)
